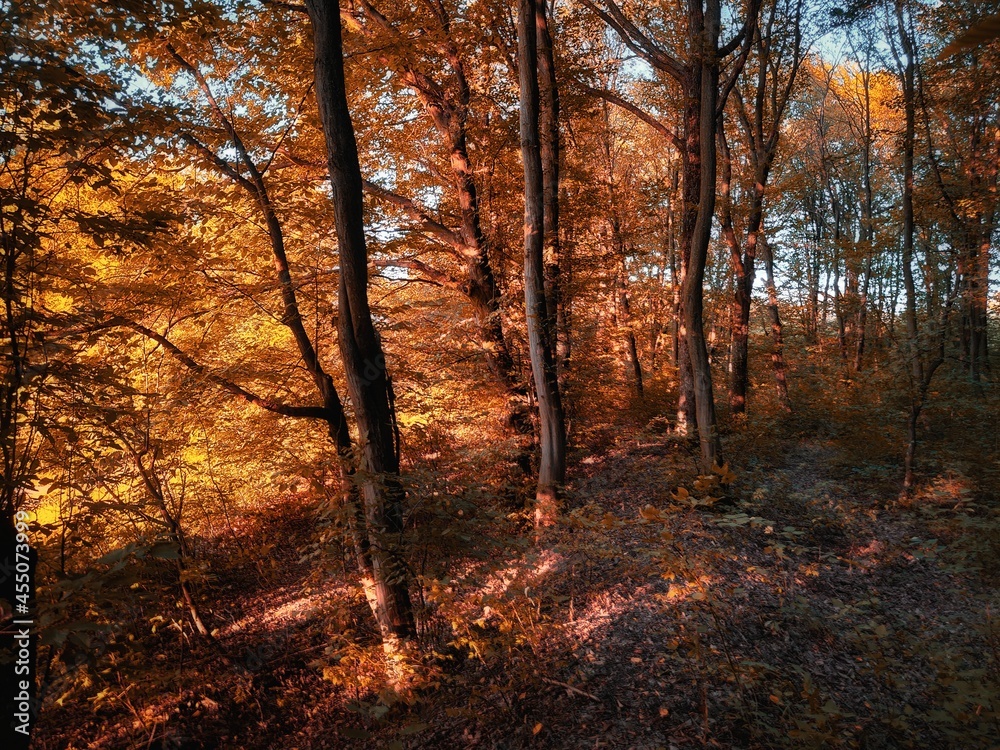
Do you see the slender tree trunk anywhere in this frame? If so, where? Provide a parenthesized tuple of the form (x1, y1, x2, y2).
(809, 245, 821, 342)
(761, 238, 791, 410)
(676, 89, 701, 437)
(306, 0, 416, 645)
(833, 254, 847, 361)
(681, 0, 723, 469)
(728, 272, 753, 414)
(856, 62, 875, 372)
(855, 255, 872, 371)
(518, 0, 566, 526)
(536, 0, 569, 393)
(617, 258, 644, 397)
(895, 0, 941, 492)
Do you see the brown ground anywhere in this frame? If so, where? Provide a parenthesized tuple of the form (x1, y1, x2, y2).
(30, 390, 1000, 750)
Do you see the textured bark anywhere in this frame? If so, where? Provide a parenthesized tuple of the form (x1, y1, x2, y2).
(306, 0, 415, 642)
(682, 0, 723, 468)
(536, 0, 569, 392)
(675, 85, 700, 437)
(518, 0, 566, 526)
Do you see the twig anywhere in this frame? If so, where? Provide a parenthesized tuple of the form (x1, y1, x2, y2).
(541, 677, 600, 701)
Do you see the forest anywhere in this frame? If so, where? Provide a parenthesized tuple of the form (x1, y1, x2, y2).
(1, 0, 999, 747)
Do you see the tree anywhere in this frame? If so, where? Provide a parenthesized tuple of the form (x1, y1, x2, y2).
(581, 0, 761, 468)
(718, 0, 805, 414)
(517, 0, 567, 526)
(305, 0, 417, 644)
(343, 1, 532, 437)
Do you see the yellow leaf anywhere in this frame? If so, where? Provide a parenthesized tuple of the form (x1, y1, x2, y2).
(670, 487, 690, 502)
(532, 722, 543, 735)
(659, 706, 670, 717)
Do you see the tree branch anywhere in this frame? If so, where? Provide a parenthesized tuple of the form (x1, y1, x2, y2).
(373, 257, 461, 288)
(579, 0, 685, 81)
(103, 316, 330, 421)
(362, 179, 472, 256)
(574, 78, 683, 152)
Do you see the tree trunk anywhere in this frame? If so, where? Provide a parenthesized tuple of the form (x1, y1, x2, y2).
(761, 238, 791, 410)
(855, 255, 872, 371)
(306, 0, 416, 644)
(833, 254, 847, 361)
(729, 271, 752, 414)
(536, 0, 569, 391)
(617, 258, 644, 397)
(681, 0, 723, 470)
(518, 0, 566, 527)
(895, 0, 950, 493)
(676, 89, 701, 438)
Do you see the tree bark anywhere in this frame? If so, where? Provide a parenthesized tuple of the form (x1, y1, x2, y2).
(518, 0, 566, 526)
(306, 0, 416, 643)
(536, 0, 569, 392)
(681, 0, 723, 469)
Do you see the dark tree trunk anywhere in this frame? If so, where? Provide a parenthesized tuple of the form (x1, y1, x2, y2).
(719, 129, 766, 417)
(681, 0, 723, 469)
(895, 0, 950, 492)
(675, 82, 702, 437)
(536, 0, 569, 393)
(306, 0, 416, 644)
(855, 257, 872, 370)
(518, 0, 566, 526)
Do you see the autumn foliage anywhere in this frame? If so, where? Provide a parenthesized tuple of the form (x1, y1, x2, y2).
(1, 0, 999, 748)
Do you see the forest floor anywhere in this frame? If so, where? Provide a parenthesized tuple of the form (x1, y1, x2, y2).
(32, 373, 1000, 750)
